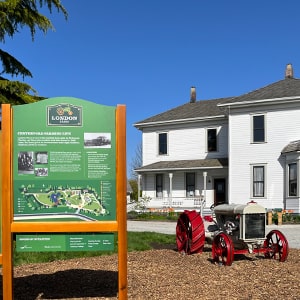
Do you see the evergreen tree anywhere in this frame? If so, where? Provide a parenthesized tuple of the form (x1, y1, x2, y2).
(0, 0, 67, 104)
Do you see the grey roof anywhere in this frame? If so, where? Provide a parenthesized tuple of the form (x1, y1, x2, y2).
(134, 77, 300, 127)
(221, 78, 300, 105)
(134, 97, 232, 126)
(282, 140, 300, 154)
(136, 158, 228, 172)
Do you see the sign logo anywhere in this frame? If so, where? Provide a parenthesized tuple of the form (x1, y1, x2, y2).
(47, 104, 82, 126)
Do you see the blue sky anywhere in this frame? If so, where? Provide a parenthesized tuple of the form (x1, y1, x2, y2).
(3, 0, 300, 176)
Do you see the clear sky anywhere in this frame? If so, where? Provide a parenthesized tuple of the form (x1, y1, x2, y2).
(3, 0, 300, 176)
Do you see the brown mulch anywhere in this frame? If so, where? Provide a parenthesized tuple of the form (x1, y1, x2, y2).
(1, 244, 299, 299)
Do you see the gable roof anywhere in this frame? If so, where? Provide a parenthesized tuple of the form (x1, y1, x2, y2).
(134, 74, 300, 129)
(220, 77, 300, 106)
(134, 97, 232, 128)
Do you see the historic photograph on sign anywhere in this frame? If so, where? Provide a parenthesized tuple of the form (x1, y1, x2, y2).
(18, 151, 34, 174)
(84, 132, 111, 148)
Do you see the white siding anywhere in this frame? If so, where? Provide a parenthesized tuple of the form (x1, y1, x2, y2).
(229, 105, 300, 209)
(142, 121, 228, 165)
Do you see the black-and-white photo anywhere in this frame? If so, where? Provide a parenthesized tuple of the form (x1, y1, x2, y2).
(35, 151, 48, 164)
(84, 132, 111, 148)
(35, 168, 48, 177)
(18, 151, 34, 174)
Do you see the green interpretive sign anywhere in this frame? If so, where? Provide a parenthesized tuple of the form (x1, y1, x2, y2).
(13, 97, 116, 222)
(16, 233, 114, 252)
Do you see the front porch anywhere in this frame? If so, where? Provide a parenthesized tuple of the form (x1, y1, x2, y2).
(135, 158, 229, 213)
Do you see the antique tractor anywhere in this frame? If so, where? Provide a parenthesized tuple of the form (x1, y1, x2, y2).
(176, 201, 289, 265)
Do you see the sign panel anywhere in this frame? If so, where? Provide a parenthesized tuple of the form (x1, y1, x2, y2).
(13, 97, 116, 222)
(16, 233, 114, 252)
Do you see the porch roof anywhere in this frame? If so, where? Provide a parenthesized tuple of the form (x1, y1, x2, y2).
(135, 158, 228, 173)
(281, 140, 300, 153)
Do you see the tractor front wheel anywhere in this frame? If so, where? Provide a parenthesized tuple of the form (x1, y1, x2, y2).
(212, 232, 234, 266)
(264, 230, 289, 262)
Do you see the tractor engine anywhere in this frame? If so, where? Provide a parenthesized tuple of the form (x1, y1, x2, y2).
(213, 202, 266, 250)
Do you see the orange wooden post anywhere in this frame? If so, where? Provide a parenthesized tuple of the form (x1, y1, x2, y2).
(116, 105, 128, 299)
(2, 104, 13, 300)
(0, 129, 2, 265)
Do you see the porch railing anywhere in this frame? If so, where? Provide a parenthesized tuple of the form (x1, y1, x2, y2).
(140, 196, 210, 214)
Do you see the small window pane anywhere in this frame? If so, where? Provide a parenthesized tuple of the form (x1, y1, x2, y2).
(253, 166, 264, 197)
(158, 133, 167, 155)
(253, 115, 265, 142)
(289, 163, 297, 196)
(207, 129, 217, 152)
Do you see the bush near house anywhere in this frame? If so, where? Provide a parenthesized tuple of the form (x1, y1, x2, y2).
(128, 209, 300, 223)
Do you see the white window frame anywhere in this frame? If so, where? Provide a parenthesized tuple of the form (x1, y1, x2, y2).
(250, 164, 267, 198)
(157, 132, 168, 156)
(287, 161, 298, 197)
(251, 113, 267, 143)
(206, 127, 218, 152)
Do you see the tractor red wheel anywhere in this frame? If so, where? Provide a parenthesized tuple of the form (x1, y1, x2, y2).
(212, 232, 234, 266)
(264, 230, 289, 262)
(176, 210, 205, 254)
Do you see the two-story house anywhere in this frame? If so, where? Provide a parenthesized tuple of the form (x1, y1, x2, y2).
(134, 64, 300, 214)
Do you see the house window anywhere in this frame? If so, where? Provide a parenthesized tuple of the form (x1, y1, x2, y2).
(207, 128, 217, 152)
(253, 166, 265, 197)
(252, 115, 265, 143)
(288, 163, 297, 196)
(186, 172, 195, 197)
(156, 174, 163, 197)
(158, 132, 168, 155)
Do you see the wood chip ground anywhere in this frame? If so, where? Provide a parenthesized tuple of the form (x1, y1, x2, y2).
(1, 245, 299, 299)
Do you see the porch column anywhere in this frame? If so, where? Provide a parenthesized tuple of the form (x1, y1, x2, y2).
(138, 174, 141, 201)
(202, 172, 207, 216)
(169, 173, 173, 207)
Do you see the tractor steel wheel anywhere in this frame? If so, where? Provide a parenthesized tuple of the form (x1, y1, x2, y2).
(212, 232, 234, 266)
(176, 210, 205, 254)
(264, 230, 289, 262)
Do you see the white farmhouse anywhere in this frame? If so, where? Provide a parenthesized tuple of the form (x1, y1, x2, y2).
(134, 64, 300, 214)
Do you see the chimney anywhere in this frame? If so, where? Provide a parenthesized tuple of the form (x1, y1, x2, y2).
(190, 86, 196, 103)
(285, 63, 294, 79)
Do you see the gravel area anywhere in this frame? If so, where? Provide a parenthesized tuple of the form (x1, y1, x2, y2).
(1, 244, 299, 299)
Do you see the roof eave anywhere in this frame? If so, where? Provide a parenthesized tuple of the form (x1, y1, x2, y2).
(218, 96, 300, 108)
(135, 165, 228, 173)
(134, 114, 226, 129)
